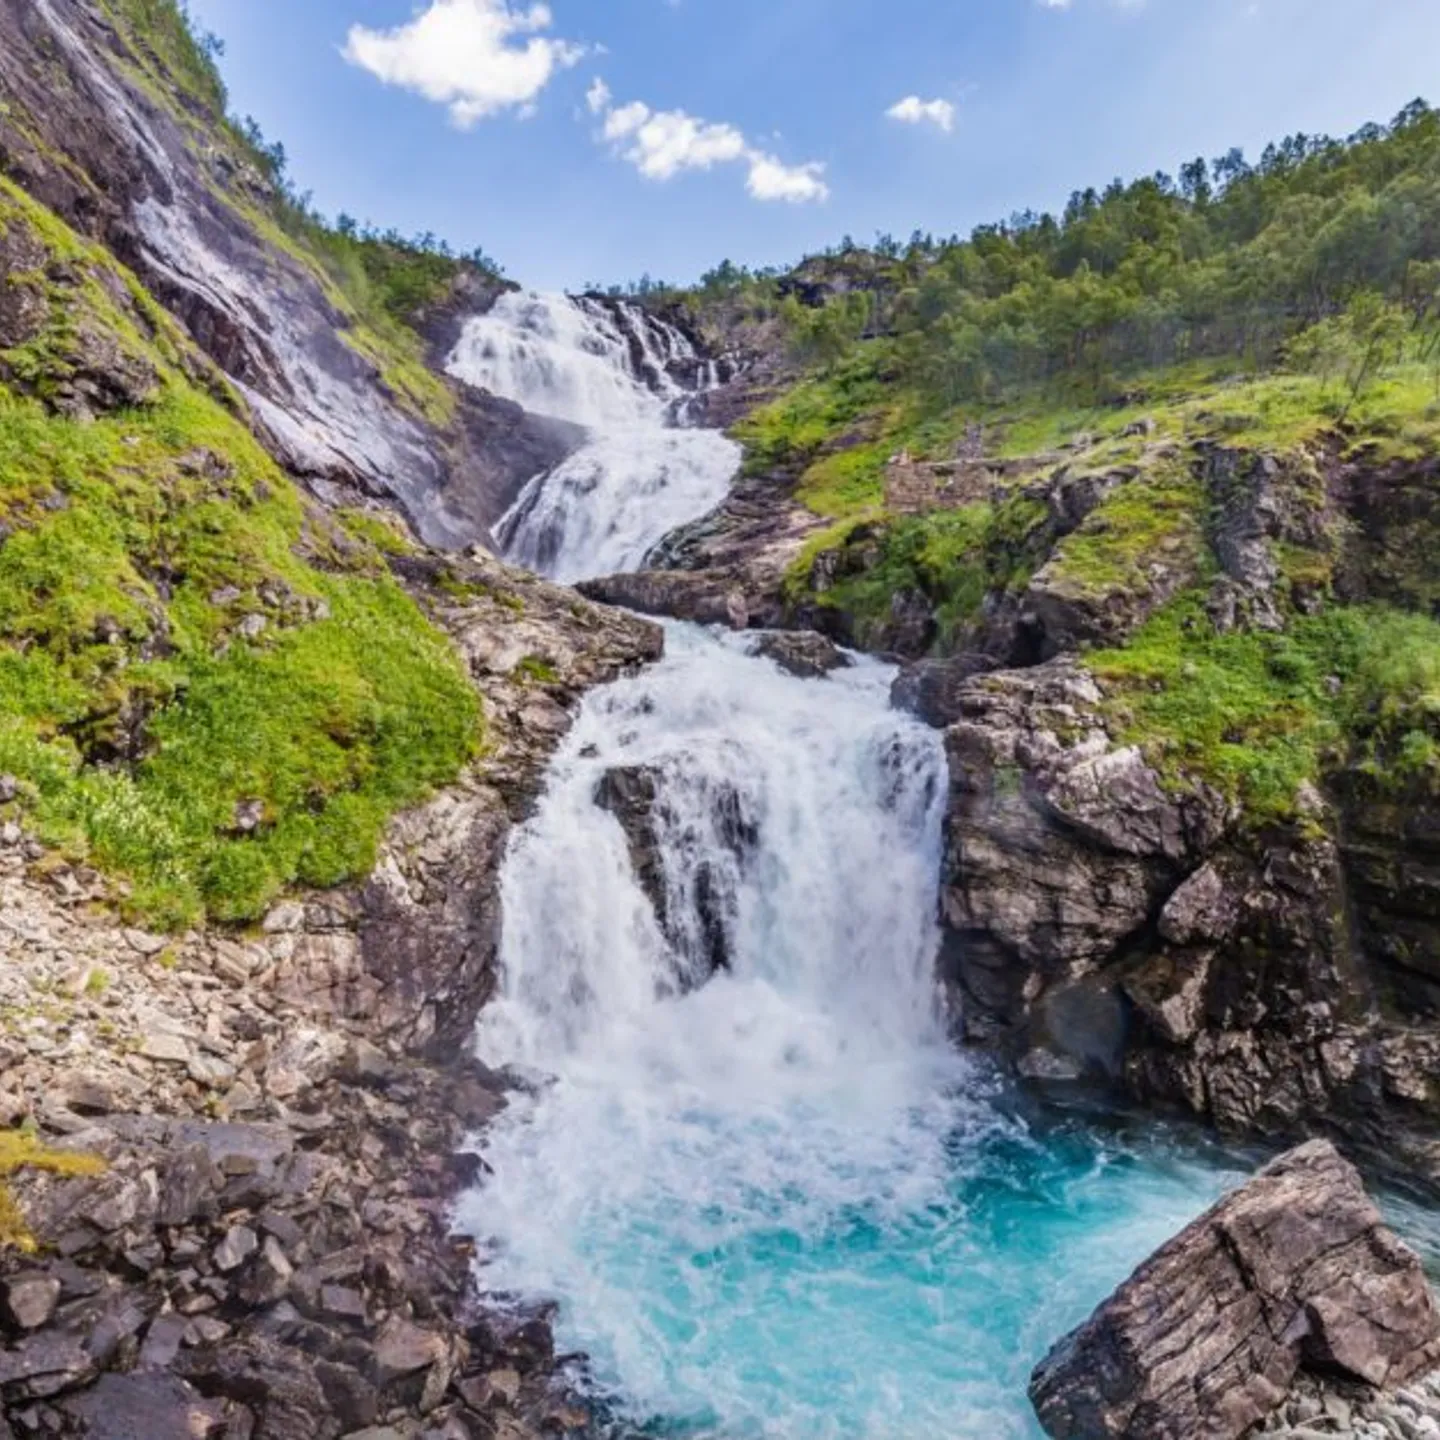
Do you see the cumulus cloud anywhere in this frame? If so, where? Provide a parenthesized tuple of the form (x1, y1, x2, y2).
(886, 95, 956, 133)
(602, 102, 747, 180)
(344, 0, 585, 127)
(587, 80, 828, 203)
(746, 154, 829, 204)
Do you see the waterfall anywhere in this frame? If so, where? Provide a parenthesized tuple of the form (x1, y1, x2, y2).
(447, 292, 739, 582)
(457, 629, 1234, 1438)
(451, 290, 1236, 1438)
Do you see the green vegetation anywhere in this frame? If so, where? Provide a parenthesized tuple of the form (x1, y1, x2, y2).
(733, 348, 893, 479)
(1044, 459, 1206, 595)
(789, 493, 1049, 651)
(0, 184, 480, 930)
(1092, 601, 1440, 821)
(513, 655, 560, 686)
(688, 104, 1440, 839)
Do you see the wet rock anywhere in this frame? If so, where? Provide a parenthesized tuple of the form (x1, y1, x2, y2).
(890, 653, 997, 727)
(594, 764, 758, 983)
(1157, 862, 1238, 946)
(750, 630, 851, 679)
(579, 568, 752, 629)
(0, 1328, 95, 1394)
(1030, 1142, 1440, 1440)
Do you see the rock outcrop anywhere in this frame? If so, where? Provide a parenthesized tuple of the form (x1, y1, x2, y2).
(1030, 1141, 1440, 1440)
(750, 630, 852, 679)
(594, 762, 759, 985)
(933, 646, 1440, 1169)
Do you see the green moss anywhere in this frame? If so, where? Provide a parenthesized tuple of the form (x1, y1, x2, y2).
(513, 655, 560, 686)
(338, 507, 418, 557)
(785, 486, 1053, 654)
(0, 193, 481, 930)
(793, 440, 892, 518)
(789, 505, 997, 650)
(0, 1131, 106, 1253)
(1090, 598, 1440, 821)
(98, 0, 229, 121)
(734, 346, 890, 474)
(1046, 461, 1206, 595)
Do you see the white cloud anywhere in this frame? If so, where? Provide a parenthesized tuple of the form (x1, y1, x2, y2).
(601, 101, 747, 180)
(1038, 0, 1072, 8)
(746, 153, 829, 204)
(587, 79, 829, 203)
(585, 76, 612, 114)
(886, 95, 956, 133)
(344, 0, 585, 127)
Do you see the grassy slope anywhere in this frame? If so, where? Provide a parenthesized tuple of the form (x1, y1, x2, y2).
(0, 177, 480, 930)
(730, 332, 1440, 826)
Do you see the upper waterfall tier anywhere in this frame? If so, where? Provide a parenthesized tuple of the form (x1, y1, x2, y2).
(448, 292, 740, 583)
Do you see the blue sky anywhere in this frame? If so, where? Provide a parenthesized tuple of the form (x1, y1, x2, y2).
(186, 0, 1440, 291)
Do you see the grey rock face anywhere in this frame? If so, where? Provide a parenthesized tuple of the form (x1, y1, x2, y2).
(0, 0, 581, 547)
(595, 763, 759, 984)
(1030, 1142, 1440, 1440)
(929, 653, 1440, 1147)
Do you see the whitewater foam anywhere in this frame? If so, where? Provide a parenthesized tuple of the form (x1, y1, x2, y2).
(458, 628, 1238, 1437)
(447, 292, 738, 582)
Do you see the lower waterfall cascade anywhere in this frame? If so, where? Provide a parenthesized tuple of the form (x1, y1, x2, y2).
(458, 629, 1249, 1437)
(447, 290, 739, 583)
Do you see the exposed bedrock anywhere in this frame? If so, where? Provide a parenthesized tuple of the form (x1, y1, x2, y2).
(595, 763, 760, 986)
(1030, 1140, 1440, 1440)
(936, 654, 1440, 1173)
(0, 0, 580, 546)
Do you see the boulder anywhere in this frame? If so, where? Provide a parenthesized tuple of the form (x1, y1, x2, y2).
(1029, 1141, 1440, 1440)
(751, 630, 852, 679)
(594, 765, 759, 984)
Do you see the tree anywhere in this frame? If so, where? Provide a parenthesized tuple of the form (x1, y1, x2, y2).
(1288, 292, 1408, 421)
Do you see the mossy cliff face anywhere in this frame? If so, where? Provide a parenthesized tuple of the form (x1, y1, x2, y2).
(0, 175, 487, 929)
(0, 0, 576, 547)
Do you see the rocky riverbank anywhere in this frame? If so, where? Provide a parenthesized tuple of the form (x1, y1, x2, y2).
(0, 552, 661, 1440)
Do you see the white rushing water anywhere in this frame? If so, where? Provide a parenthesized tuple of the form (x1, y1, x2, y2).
(459, 628, 1236, 1438)
(447, 291, 739, 582)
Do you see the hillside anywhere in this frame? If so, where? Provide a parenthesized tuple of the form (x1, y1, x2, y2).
(0, 5, 662, 1436)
